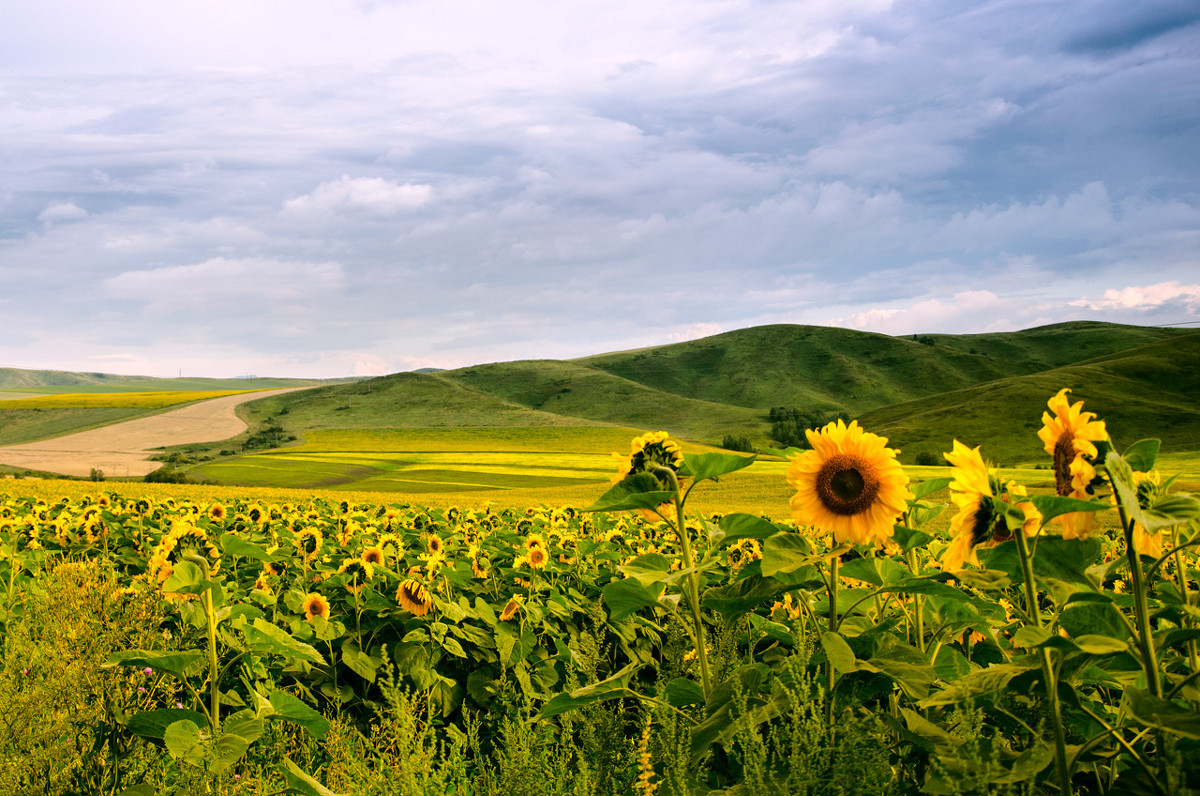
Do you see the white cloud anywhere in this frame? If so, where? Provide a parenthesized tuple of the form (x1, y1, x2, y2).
(37, 201, 88, 223)
(668, 322, 723, 342)
(283, 176, 433, 217)
(1071, 281, 1200, 312)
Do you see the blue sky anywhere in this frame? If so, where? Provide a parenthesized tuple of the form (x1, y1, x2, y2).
(2, 0, 1198, 378)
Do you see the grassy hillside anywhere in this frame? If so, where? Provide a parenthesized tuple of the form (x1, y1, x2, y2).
(573, 321, 1191, 413)
(860, 332, 1200, 465)
(440, 360, 767, 441)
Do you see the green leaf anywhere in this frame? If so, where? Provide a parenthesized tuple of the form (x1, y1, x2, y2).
(1029, 495, 1111, 526)
(163, 719, 204, 766)
(126, 708, 209, 740)
(161, 560, 214, 595)
(819, 631, 858, 675)
(702, 575, 784, 621)
(663, 677, 706, 709)
(583, 474, 673, 514)
(210, 731, 251, 774)
(1061, 602, 1128, 639)
(242, 618, 326, 666)
(1107, 451, 1146, 528)
(839, 556, 907, 587)
(341, 645, 378, 682)
(682, 452, 755, 482)
(618, 553, 674, 587)
(535, 662, 641, 720)
(714, 513, 783, 546)
(219, 533, 275, 563)
(1123, 439, 1160, 473)
(103, 649, 205, 682)
(977, 538, 1103, 585)
(1144, 494, 1200, 529)
(1072, 635, 1130, 655)
(1125, 688, 1200, 739)
(690, 664, 770, 761)
(281, 757, 345, 796)
(910, 477, 952, 502)
(865, 636, 937, 700)
(602, 578, 666, 621)
(268, 691, 330, 740)
(892, 525, 934, 553)
(920, 662, 1035, 707)
(222, 714, 265, 745)
(761, 534, 846, 578)
(1013, 626, 1052, 648)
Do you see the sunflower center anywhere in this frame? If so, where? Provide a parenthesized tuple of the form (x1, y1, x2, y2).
(816, 454, 881, 516)
(1053, 433, 1075, 496)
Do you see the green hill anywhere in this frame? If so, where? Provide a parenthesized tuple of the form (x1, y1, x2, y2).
(573, 322, 1191, 413)
(859, 333, 1200, 464)
(0, 367, 343, 392)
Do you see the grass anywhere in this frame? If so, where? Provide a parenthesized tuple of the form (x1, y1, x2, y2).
(0, 408, 149, 447)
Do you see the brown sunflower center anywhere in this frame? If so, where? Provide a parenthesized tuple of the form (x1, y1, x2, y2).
(815, 454, 881, 516)
(1053, 433, 1075, 496)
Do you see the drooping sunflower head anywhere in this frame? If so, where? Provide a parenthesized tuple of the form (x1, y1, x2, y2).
(296, 528, 324, 560)
(787, 419, 912, 546)
(1036, 389, 1109, 539)
(337, 558, 374, 593)
(302, 592, 330, 623)
(499, 594, 523, 622)
(616, 431, 685, 488)
(396, 578, 433, 617)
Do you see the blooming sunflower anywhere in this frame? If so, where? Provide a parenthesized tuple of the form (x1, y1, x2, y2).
(362, 546, 386, 567)
(396, 578, 433, 617)
(527, 545, 549, 569)
(302, 592, 330, 623)
(942, 441, 1006, 570)
(295, 528, 324, 562)
(207, 503, 227, 522)
(1037, 388, 1108, 539)
(426, 533, 444, 556)
(787, 419, 912, 546)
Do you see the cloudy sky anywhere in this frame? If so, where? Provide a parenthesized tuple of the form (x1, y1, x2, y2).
(2, 0, 1198, 378)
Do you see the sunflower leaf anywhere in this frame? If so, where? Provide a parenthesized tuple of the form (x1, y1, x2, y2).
(243, 618, 326, 666)
(103, 649, 206, 682)
(1028, 495, 1111, 525)
(910, 477, 952, 502)
(281, 757, 345, 796)
(268, 691, 330, 740)
(1123, 439, 1161, 473)
(715, 513, 785, 546)
(583, 474, 673, 514)
(219, 533, 275, 564)
(682, 452, 755, 483)
(602, 578, 666, 621)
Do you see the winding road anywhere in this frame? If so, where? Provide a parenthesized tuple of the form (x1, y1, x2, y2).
(0, 387, 311, 478)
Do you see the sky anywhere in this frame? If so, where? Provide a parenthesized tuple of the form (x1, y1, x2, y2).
(2, 0, 1198, 379)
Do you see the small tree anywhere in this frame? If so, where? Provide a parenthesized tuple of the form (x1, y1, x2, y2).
(89, 468, 105, 482)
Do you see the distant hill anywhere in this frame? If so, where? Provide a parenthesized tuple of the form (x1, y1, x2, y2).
(237, 321, 1197, 463)
(0, 367, 352, 392)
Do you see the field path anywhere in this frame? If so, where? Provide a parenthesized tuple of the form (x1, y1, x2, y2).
(0, 387, 311, 478)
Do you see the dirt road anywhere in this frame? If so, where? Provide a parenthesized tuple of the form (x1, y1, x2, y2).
(0, 387, 310, 478)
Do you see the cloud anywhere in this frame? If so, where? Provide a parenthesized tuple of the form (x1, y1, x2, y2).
(37, 201, 88, 223)
(668, 322, 723, 342)
(1071, 281, 1200, 312)
(283, 176, 433, 217)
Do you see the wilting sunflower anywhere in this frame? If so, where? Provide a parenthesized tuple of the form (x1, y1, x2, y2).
(1037, 388, 1108, 539)
(499, 594, 523, 621)
(787, 419, 912, 546)
(337, 558, 374, 594)
(396, 578, 433, 617)
(302, 592, 330, 623)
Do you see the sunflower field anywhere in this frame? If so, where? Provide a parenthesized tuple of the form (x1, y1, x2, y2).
(1, 389, 1199, 795)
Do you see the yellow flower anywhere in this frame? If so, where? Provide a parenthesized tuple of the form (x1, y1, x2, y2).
(615, 431, 685, 484)
(302, 593, 330, 623)
(295, 528, 324, 561)
(499, 594, 523, 621)
(396, 578, 433, 617)
(1132, 470, 1166, 557)
(337, 557, 374, 594)
(362, 546, 386, 567)
(527, 545, 549, 569)
(787, 419, 912, 546)
(1037, 388, 1108, 539)
(207, 503, 227, 522)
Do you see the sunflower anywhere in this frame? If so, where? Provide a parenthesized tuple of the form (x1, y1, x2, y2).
(499, 595, 523, 621)
(525, 533, 546, 551)
(616, 431, 685, 489)
(1132, 470, 1167, 557)
(302, 592, 330, 623)
(396, 578, 433, 617)
(787, 419, 912, 546)
(426, 533, 444, 556)
(362, 546, 386, 567)
(295, 528, 324, 562)
(337, 558, 374, 594)
(1037, 388, 1108, 539)
(527, 545, 549, 569)
(942, 441, 1004, 570)
(207, 503, 227, 522)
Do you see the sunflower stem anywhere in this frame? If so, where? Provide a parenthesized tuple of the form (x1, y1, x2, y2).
(1013, 525, 1071, 796)
(185, 552, 221, 734)
(906, 548, 925, 652)
(654, 466, 711, 697)
(1112, 495, 1164, 699)
(827, 553, 838, 728)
